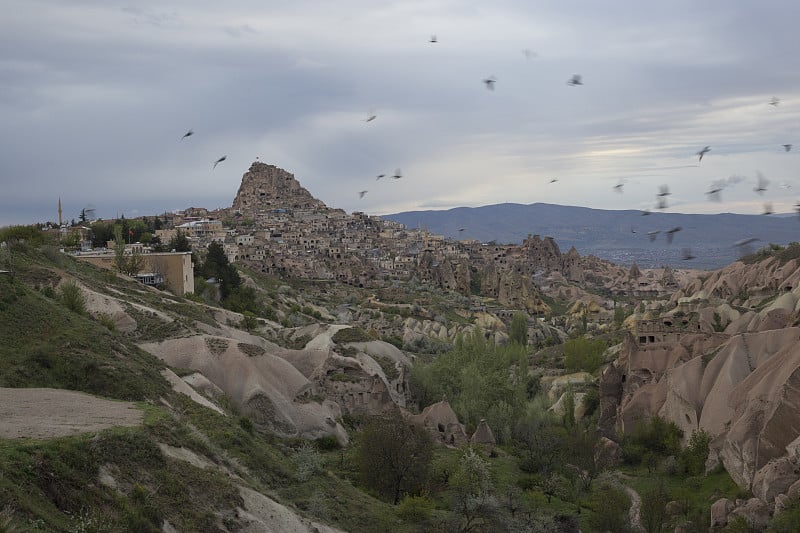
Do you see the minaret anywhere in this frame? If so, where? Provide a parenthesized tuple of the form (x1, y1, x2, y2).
(58, 197, 63, 226)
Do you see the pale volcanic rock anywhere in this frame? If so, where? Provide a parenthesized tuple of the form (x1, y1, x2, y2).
(470, 419, 497, 454)
(751, 456, 800, 503)
(139, 335, 349, 443)
(543, 372, 594, 401)
(729, 498, 770, 531)
(710, 498, 734, 528)
(594, 437, 623, 470)
(658, 356, 705, 437)
(721, 328, 800, 491)
(605, 324, 800, 503)
(237, 485, 345, 533)
(673, 256, 800, 309)
(409, 399, 469, 447)
(231, 162, 324, 217)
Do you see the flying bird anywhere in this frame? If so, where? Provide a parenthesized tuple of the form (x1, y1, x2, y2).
(613, 181, 624, 193)
(365, 110, 377, 122)
(549, 177, 559, 184)
(483, 77, 497, 90)
(770, 96, 780, 107)
(429, 35, 438, 43)
(706, 185, 724, 202)
(358, 190, 368, 199)
(734, 237, 760, 248)
(458, 228, 466, 233)
(682, 248, 696, 261)
(647, 230, 660, 242)
(631, 226, 637, 234)
(567, 74, 583, 86)
(392, 168, 402, 179)
(376, 174, 386, 180)
(697, 146, 711, 162)
(783, 144, 793, 152)
(180, 129, 194, 140)
(656, 185, 670, 209)
(734, 237, 760, 257)
(762, 202, 774, 215)
(212, 156, 227, 170)
(665, 226, 682, 244)
(754, 172, 769, 194)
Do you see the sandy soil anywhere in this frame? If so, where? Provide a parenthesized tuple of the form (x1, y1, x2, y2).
(0, 388, 142, 439)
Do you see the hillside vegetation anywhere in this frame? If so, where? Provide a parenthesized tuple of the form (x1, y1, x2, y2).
(2, 230, 799, 532)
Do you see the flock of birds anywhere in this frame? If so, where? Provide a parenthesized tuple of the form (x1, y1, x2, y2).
(175, 35, 797, 265)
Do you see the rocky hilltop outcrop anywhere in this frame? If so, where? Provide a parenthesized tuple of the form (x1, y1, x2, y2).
(232, 162, 325, 216)
(601, 251, 800, 514)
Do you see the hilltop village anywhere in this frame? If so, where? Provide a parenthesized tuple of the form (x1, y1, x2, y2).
(68, 162, 683, 323)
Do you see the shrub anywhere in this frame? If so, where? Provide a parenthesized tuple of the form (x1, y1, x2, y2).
(96, 312, 117, 332)
(382, 335, 404, 350)
(582, 387, 600, 417)
(239, 311, 259, 332)
(314, 435, 341, 451)
(293, 442, 323, 482)
(680, 429, 711, 476)
(588, 481, 631, 533)
(396, 494, 434, 522)
(622, 416, 683, 465)
(332, 327, 374, 343)
(238, 416, 254, 434)
(41, 285, 56, 298)
(563, 337, 606, 373)
(59, 280, 86, 315)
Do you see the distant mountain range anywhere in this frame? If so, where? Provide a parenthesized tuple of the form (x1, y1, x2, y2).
(383, 203, 800, 269)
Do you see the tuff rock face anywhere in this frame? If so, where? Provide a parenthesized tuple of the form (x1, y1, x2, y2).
(232, 162, 324, 216)
(601, 254, 800, 518)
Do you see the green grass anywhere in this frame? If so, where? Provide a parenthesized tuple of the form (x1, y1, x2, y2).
(0, 424, 243, 532)
(0, 277, 168, 401)
(621, 464, 745, 526)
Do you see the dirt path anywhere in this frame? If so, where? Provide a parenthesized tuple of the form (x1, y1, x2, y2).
(0, 388, 142, 439)
(624, 485, 645, 533)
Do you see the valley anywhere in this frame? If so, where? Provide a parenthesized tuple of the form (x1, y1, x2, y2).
(2, 164, 800, 532)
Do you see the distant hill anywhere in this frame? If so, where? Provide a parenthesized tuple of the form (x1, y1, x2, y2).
(382, 203, 800, 269)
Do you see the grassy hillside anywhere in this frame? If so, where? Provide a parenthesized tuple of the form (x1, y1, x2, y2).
(0, 235, 772, 532)
(0, 243, 406, 531)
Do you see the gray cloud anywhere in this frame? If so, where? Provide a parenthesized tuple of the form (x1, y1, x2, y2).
(2, 0, 800, 226)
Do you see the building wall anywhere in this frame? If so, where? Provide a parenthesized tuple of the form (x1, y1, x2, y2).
(76, 252, 194, 296)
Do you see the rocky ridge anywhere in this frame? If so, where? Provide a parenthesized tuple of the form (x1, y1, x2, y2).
(600, 251, 800, 521)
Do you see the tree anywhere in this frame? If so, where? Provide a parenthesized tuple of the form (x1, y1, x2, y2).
(168, 230, 191, 252)
(356, 411, 433, 504)
(562, 388, 576, 429)
(509, 312, 528, 347)
(201, 241, 241, 300)
(680, 429, 711, 476)
(113, 226, 128, 273)
(588, 482, 631, 533)
(410, 329, 528, 441)
(563, 337, 606, 373)
(641, 481, 670, 533)
(112, 226, 144, 276)
(450, 447, 496, 532)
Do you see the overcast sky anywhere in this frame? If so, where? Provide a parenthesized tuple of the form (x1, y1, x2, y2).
(2, 0, 800, 226)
